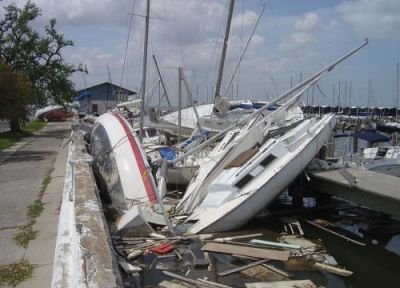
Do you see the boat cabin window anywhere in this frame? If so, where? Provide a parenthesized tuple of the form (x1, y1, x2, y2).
(234, 154, 277, 189)
(259, 154, 276, 167)
(235, 174, 254, 189)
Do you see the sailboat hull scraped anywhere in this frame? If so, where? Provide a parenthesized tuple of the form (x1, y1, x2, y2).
(185, 114, 336, 233)
(90, 112, 158, 213)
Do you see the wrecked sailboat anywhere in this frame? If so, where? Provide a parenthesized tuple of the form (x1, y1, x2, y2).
(184, 113, 336, 233)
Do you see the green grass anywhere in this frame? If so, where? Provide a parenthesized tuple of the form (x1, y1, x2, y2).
(14, 226, 38, 249)
(0, 259, 34, 286)
(0, 120, 46, 151)
(23, 119, 46, 133)
(27, 200, 45, 219)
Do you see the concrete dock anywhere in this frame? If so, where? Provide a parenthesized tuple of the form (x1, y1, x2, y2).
(309, 167, 400, 219)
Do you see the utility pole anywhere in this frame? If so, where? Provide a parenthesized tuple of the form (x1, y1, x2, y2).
(139, 0, 150, 142)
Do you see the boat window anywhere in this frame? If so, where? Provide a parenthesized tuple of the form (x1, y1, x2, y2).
(259, 154, 276, 167)
(235, 174, 254, 189)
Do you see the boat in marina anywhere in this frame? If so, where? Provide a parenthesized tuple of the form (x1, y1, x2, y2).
(184, 113, 336, 233)
(158, 101, 304, 137)
(343, 145, 400, 177)
(88, 0, 368, 235)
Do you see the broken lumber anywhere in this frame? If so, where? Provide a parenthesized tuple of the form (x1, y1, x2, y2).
(218, 259, 269, 277)
(201, 242, 290, 261)
(245, 280, 316, 288)
(261, 263, 292, 278)
(162, 271, 230, 288)
(313, 262, 353, 277)
(307, 220, 366, 246)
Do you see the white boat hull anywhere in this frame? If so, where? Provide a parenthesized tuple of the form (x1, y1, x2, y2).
(186, 114, 336, 233)
(90, 112, 158, 212)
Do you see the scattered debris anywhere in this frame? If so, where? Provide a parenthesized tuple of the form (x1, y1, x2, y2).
(118, 261, 142, 274)
(279, 217, 304, 235)
(218, 259, 269, 277)
(249, 239, 301, 250)
(261, 263, 292, 278)
(214, 233, 263, 242)
(307, 219, 366, 246)
(201, 242, 290, 261)
(245, 279, 317, 288)
(313, 262, 353, 277)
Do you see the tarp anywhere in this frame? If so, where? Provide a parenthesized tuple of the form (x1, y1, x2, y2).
(75, 91, 91, 102)
(159, 147, 176, 161)
(351, 132, 390, 143)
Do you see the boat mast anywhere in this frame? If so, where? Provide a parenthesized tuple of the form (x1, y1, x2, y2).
(139, 0, 150, 142)
(397, 62, 399, 124)
(223, 2, 266, 97)
(152, 54, 172, 109)
(215, 0, 235, 100)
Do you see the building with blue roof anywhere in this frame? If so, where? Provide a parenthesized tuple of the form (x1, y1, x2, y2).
(76, 82, 136, 114)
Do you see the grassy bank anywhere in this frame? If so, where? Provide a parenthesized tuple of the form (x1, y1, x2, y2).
(0, 120, 46, 151)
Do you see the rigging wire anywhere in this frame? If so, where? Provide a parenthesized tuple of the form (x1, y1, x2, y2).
(119, 0, 137, 96)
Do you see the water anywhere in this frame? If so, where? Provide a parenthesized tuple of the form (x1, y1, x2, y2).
(141, 200, 400, 287)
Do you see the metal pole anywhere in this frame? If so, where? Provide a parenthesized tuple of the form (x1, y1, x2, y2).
(223, 2, 266, 96)
(181, 69, 203, 131)
(215, 0, 235, 98)
(397, 62, 399, 123)
(152, 54, 172, 109)
(140, 0, 150, 142)
(178, 67, 182, 142)
(171, 39, 369, 164)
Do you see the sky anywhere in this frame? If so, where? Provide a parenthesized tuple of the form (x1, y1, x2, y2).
(2, 0, 400, 107)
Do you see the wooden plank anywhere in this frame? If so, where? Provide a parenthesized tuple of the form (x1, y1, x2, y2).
(218, 259, 269, 277)
(261, 263, 292, 278)
(196, 279, 231, 288)
(313, 262, 353, 277)
(245, 280, 316, 288)
(307, 220, 366, 246)
(201, 242, 290, 261)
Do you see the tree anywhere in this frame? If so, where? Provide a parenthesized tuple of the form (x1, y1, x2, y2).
(0, 1, 82, 132)
(0, 61, 33, 133)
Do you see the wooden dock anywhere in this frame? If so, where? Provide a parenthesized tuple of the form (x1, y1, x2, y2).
(308, 168, 400, 218)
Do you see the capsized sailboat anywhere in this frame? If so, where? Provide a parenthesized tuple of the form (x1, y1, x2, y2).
(184, 113, 336, 233)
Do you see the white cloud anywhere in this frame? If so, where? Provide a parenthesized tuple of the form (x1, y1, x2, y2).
(232, 10, 258, 30)
(294, 12, 319, 30)
(339, 0, 400, 38)
(278, 32, 316, 53)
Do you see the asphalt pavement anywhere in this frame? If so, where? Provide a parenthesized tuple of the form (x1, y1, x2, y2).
(0, 122, 70, 287)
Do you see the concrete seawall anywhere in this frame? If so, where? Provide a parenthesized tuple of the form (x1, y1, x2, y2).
(52, 126, 121, 287)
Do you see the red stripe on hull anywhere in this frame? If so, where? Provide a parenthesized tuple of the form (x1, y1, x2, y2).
(111, 112, 157, 204)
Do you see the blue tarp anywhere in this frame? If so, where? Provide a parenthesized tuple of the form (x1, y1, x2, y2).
(351, 132, 390, 143)
(75, 91, 91, 102)
(159, 147, 176, 161)
(179, 130, 209, 149)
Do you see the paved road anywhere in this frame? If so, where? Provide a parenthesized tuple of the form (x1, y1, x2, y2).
(0, 122, 70, 270)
